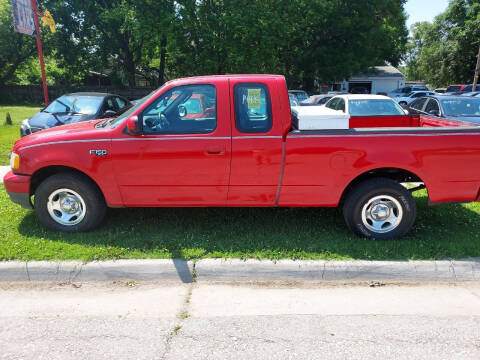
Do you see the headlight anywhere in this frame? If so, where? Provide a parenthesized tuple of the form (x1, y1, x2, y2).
(10, 152, 20, 170)
(21, 119, 30, 130)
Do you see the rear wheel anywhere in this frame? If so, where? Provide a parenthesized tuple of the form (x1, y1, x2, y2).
(34, 172, 106, 232)
(343, 178, 416, 240)
(399, 101, 407, 106)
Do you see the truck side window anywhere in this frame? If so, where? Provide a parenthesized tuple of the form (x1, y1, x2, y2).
(234, 83, 272, 133)
(141, 84, 217, 134)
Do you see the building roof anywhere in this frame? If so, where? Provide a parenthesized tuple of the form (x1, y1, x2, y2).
(350, 66, 405, 80)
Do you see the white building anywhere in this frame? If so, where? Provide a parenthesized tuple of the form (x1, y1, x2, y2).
(334, 66, 406, 94)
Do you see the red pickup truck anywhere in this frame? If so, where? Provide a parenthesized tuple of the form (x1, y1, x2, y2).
(4, 75, 480, 239)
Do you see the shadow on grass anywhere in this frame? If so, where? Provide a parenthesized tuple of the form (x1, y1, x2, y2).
(16, 194, 480, 261)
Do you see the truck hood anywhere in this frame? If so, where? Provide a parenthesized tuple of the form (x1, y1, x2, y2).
(13, 119, 109, 152)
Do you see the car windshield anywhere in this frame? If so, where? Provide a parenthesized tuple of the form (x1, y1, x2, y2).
(109, 87, 163, 127)
(291, 92, 308, 100)
(441, 98, 480, 117)
(44, 95, 103, 115)
(349, 99, 405, 116)
(289, 95, 299, 106)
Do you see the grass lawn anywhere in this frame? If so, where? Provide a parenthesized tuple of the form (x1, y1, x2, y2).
(0, 105, 40, 165)
(1, 184, 480, 261)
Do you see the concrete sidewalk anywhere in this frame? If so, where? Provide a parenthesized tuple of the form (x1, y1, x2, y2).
(1, 258, 480, 283)
(1, 281, 480, 359)
(0, 165, 9, 183)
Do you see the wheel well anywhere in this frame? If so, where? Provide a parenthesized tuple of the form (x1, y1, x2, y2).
(339, 167, 425, 205)
(30, 166, 105, 201)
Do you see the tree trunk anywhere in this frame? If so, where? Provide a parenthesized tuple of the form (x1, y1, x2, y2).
(158, 35, 167, 86)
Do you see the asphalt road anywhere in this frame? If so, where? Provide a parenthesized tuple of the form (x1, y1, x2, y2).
(1, 281, 479, 359)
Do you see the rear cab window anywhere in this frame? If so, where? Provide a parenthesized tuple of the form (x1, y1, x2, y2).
(234, 83, 272, 133)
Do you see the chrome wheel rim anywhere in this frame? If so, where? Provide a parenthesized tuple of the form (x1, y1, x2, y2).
(361, 195, 403, 234)
(47, 188, 86, 226)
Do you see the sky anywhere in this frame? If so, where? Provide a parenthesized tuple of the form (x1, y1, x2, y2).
(405, 0, 450, 30)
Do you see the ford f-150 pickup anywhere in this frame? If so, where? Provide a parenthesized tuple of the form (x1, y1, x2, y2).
(4, 75, 480, 239)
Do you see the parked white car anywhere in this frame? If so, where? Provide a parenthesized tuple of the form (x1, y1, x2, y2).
(291, 95, 407, 130)
(395, 91, 436, 107)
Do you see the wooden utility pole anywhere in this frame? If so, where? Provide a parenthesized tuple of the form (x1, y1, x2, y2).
(473, 45, 480, 92)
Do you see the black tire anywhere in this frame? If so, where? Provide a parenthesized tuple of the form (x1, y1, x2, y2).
(34, 172, 106, 232)
(399, 101, 407, 106)
(343, 178, 416, 240)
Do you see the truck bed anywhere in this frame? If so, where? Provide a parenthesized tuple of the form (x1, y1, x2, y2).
(283, 120, 480, 208)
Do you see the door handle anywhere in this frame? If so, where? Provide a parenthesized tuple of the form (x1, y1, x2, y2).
(205, 145, 225, 155)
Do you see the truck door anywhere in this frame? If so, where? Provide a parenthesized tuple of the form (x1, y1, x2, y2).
(111, 80, 231, 206)
(228, 79, 284, 206)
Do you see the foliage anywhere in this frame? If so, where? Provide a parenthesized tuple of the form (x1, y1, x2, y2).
(405, 0, 480, 87)
(2, 182, 480, 261)
(0, 105, 39, 164)
(2, 0, 408, 91)
(0, 0, 37, 85)
(170, 0, 408, 89)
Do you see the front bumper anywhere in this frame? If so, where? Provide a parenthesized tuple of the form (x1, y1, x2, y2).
(3, 171, 33, 209)
(7, 191, 33, 209)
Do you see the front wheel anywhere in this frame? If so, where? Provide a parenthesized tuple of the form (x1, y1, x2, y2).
(343, 178, 417, 240)
(34, 172, 106, 232)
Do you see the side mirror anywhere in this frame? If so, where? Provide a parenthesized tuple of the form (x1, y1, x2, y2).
(403, 109, 409, 115)
(428, 110, 440, 117)
(126, 115, 141, 135)
(178, 105, 187, 117)
(103, 110, 117, 117)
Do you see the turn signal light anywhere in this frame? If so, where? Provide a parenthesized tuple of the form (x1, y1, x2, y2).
(10, 153, 20, 170)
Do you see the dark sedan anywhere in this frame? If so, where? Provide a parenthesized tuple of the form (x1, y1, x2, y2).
(407, 95, 480, 124)
(21, 92, 132, 137)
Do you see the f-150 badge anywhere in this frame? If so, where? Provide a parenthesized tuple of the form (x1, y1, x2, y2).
(89, 149, 107, 156)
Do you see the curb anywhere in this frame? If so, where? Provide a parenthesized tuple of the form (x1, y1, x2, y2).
(0, 259, 193, 283)
(194, 259, 480, 282)
(1, 258, 480, 283)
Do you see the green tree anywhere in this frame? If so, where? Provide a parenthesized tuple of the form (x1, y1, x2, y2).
(405, 0, 480, 87)
(43, 0, 174, 87)
(170, 0, 408, 91)
(0, 0, 37, 85)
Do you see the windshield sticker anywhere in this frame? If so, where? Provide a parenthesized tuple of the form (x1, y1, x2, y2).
(247, 89, 261, 109)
